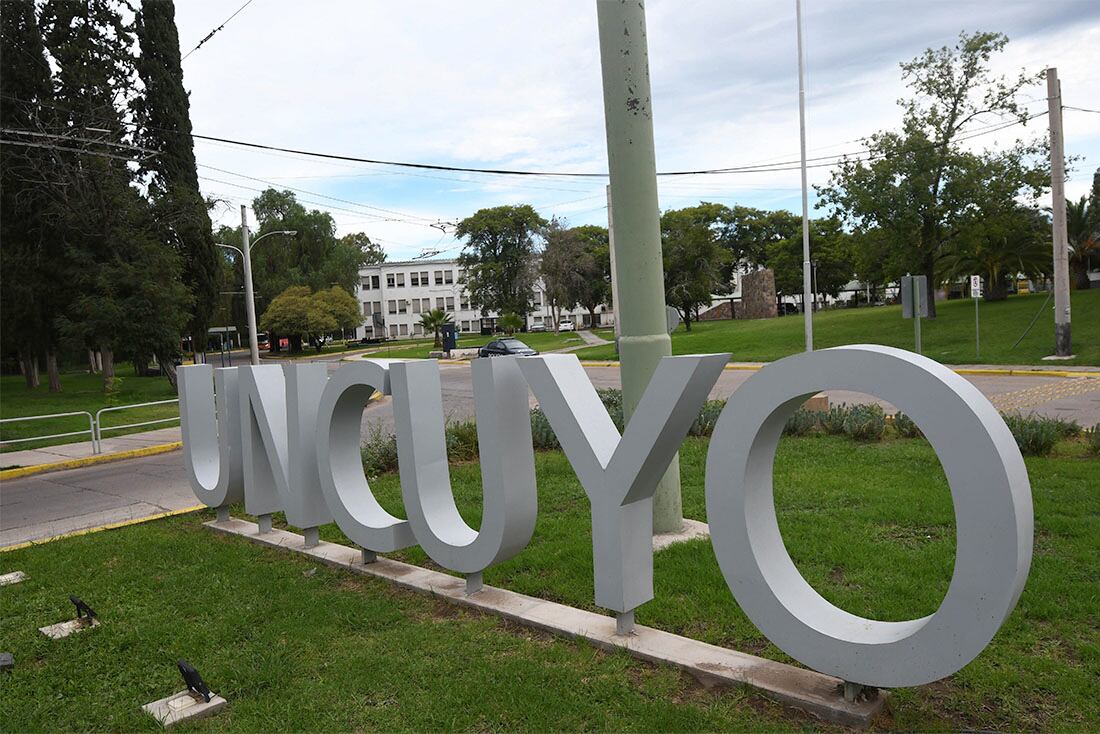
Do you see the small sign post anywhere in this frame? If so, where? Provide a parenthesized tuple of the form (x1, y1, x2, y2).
(900, 275, 928, 354)
(971, 275, 983, 359)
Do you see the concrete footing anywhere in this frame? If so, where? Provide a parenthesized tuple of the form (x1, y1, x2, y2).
(142, 690, 227, 728)
(653, 518, 710, 552)
(616, 610, 635, 636)
(205, 517, 887, 728)
(361, 548, 377, 564)
(256, 514, 272, 535)
(216, 506, 230, 523)
(0, 571, 27, 586)
(465, 571, 483, 595)
(39, 617, 99, 639)
(303, 526, 319, 549)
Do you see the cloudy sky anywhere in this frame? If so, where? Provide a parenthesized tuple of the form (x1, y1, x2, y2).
(173, 0, 1100, 262)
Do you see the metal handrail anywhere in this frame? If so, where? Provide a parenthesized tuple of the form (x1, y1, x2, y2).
(95, 399, 179, 445)
(0, 411, 99, 454)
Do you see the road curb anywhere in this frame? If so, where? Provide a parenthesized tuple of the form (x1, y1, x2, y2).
(0, 503, 204, 553)
(577, 360, 1096, 378)
(0, 441, 183, 482)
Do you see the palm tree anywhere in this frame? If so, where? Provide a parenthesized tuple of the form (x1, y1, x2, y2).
(497, 312, 523, 335)
(1066, 195, 1098, 290)
(419, 308, 452, 348)
(941, 206, 1050, 300)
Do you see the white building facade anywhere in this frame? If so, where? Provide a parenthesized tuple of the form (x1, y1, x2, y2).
(354, 258, 614, 340)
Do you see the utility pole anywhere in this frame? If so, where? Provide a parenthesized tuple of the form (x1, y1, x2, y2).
(1046, 68, 1072, 357)
(596, 0, 683, 534)
(606, 184, 621, 346)
(240, 205, 261, 365)
(795, 0, 813, 351)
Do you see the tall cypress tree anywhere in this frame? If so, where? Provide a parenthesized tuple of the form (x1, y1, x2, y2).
(134, 0, 219, 355)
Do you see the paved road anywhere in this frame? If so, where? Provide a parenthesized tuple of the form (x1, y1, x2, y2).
(3, 361, 1098, 548)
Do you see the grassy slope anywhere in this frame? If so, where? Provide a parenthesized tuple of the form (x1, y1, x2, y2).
(576, 290, 1100, 366)
(365, 330, 589, 359)
(0, 369, 179, 454)
(2, 434, 1096, 730)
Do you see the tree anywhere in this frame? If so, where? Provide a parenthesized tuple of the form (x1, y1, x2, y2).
(818, 31, 1047, 317)
(456, 205, 546, 317)
(419, 308, 453, 348)
(1066, 195, 1098, 290)
(766, 217, 855, 307)
(540, 219, 581, 331)
(314, 286, 363, 339)
(340, 232, 386, 265)
(133, 0, 219, 357)
(719, 205, 800, 270)
(570, 225, 611, 328)
(941, 206, 1050, 300)
(497, 312, 523, 335)
(259, 286, 336, 353)
(660, 207, 733, 331)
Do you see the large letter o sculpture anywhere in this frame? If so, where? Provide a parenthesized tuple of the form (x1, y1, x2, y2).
(705, 345, 1032, 687)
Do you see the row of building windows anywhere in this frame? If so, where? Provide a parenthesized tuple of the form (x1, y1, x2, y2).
(361, 269, 456, 290)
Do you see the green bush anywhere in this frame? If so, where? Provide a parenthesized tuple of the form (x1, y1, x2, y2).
(1001, 412, 1061, 457)
(445, 420, 479, 461)
(843, 404, 886, 441)
(893, 412, 923, 438)
(689, 399, 725, 437)
(1086, 424, 1100, 456)
(783, 408, 820, 436)
(360, 422, 399, 477)
(596, 388, 625, 432)
(529, 408, 560, 450)
(821, 404, 850, 435)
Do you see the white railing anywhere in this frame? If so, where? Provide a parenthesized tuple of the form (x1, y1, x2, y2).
(95, 399, 179, 446)
(0, 411, 99, 454)
(0, 399, 181, 457)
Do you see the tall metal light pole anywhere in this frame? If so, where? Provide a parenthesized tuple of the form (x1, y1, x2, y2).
(795, 0, 813, 351)
(1046, 68, 1072, 357)
(216, 205, 296, 365)
(596, 0, 683, 533)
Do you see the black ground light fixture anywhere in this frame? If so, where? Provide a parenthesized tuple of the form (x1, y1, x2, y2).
(177, 659, 212, 703)
(69, 595, 96, 622)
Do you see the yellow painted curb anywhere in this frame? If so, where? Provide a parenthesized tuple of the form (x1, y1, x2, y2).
(0, 504, 205, 553)
(0, 441, 183, 482)
(576, 360, 1098, 379)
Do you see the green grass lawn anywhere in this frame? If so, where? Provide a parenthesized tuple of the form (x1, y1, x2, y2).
(0, 368, 179, 454)
(365, 330, 589, 359)
(577, 290, 1100, 366)
(5, 433, 1094, 731)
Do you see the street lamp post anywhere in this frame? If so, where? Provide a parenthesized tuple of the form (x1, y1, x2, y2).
(216, 205, 296, 365)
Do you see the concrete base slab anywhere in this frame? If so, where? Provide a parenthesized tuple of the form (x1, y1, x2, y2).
(142, 689, 227, 728)
(39, 617, 99, 639)
(0, 571, 28, 586)
(205, 517, 886, 728)
(653, 518, 710, 551)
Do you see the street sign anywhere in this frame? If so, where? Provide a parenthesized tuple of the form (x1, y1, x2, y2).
(900, 275, 929, 318)
(970, 275, 983, 298)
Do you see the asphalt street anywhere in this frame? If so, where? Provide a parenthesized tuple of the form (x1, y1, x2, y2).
(3, 360, 1098, 548)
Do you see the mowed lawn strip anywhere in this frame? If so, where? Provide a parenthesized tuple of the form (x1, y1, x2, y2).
(0, 368, 179, 454)
(363, 329, 590, 359)
(574, 289, 1100, 366)
(0, 515, 804, 733)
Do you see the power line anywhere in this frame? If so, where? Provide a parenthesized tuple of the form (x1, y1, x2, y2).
(181, 0, 258, 61)
(1064, 105, 1100, 114)
(0, 138, 144, 162)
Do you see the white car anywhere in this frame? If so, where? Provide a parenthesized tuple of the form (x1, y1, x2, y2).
(558, 320, 575, 332)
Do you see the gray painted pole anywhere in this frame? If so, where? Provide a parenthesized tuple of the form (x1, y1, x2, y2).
(606, 184, 621, 346)
(596, 0, 682, 533)
(241, 205, 260, 366)
(1045, 68, 1072, 356)
(796, 0, 813, 351)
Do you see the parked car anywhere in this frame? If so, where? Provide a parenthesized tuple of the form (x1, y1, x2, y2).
(478, 338, 538, 358)
(529, 322, 547, 332)
(558, 320, 575, 331)
(777, 302, 799, 316)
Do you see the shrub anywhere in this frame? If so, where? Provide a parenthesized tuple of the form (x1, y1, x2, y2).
(783, 408, 819, 436)
(445, 419, 479, 461)
(1001, 412, 1060, 457)
(843, 404, 886, 441)
(596, 388, 625, 432)
(529, 408, 560, 450)
(821, 404, 850, 435)
(893, 412, 923, 438)
(360, 422, 399, 476)
(690, 399, 725, 437)
(1086, 424, 1100, 456)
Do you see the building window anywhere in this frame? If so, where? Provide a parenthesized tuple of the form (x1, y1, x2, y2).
(421, 298, 431, 313)
(420, 270, 428, 285)
(388, 300, 397, 315)
(533, 292, 542, 307)
(412, 298, 422, 314)
(398, 300, 407, 314)
(461, 320, 470, 332)
(434, 270, 444, 285)
(444, 270, 453, 284)
(446, 296, 455, 312)
(413, 323, 423, 336)
(534, 315, 542, 323)
(362, 302, 371, 315)
(371, 275, 380, 289)
(373, 301, 381, 315)
(399, 324, 409, 336)
(386, 273, 396, 288)
(361, 277, 372, 290)
(410, 272, 420, 287)
(397, 273, 406, 287)
(389, 324, 398, 338)
(436, 297, 445, 310)
(460, 294, 470, 311)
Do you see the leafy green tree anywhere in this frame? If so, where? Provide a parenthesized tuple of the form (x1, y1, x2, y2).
(419, 308, 453, 348)
(660, 206, 733, 331)
(314, 286, 363, 339)
(539, 219, 580, 331)
(456, 205, 546, 317)
(818, 31, 1047, 317)
(941, 206, 1050, 300)
(1066, 195, 1098, 290)
(766, 217, 855, 306)
(260, 286, 337, 353)
(133, 0, 219, 356)
(497, 312, 524, 335)
(718, 205, 800, 270)
(570, 225, 611, 328)
(340, 232, 386, 265)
